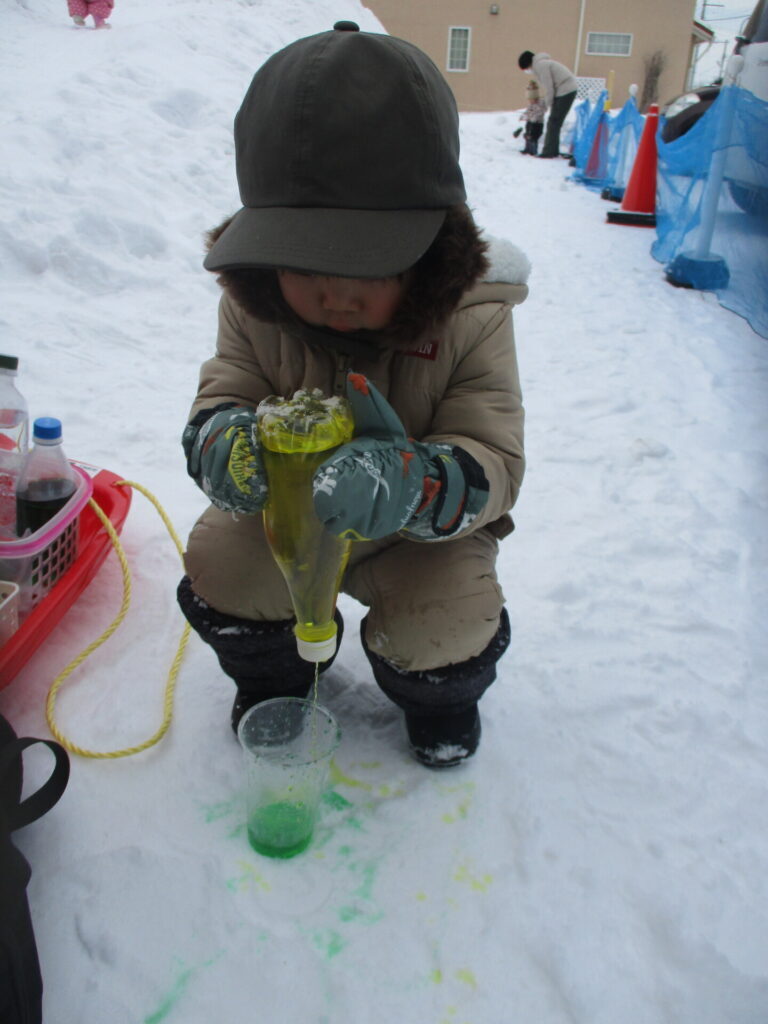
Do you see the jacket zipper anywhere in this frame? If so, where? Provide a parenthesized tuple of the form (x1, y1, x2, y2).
(333, 353, 352, 396)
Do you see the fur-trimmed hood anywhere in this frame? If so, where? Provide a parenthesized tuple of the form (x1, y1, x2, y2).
(458, 235, 531, 310)
(482, 235, 531, 287)
(203, 207, 528, 352)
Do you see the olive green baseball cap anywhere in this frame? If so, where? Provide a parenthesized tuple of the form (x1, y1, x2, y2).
(204, 22, 466, 278)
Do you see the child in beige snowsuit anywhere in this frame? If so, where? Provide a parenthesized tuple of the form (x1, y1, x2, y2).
(178, 23, 529, 768)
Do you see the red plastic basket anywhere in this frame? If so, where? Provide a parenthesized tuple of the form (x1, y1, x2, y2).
(0, 462, 132, 689)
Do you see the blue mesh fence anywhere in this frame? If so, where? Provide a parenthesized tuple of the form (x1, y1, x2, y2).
(565, 97, 592, 158)
(652, 85, 768, 339)
(581, 108, 610, 187)
(571, 92, 607, 176)
(571, 95, 644, 194)
(602, 97, 644, 199)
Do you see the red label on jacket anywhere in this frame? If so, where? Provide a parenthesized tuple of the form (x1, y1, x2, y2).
(406, 340, 440, 361)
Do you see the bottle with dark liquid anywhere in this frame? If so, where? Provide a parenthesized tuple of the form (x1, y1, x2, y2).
(16, 417, 76, 536)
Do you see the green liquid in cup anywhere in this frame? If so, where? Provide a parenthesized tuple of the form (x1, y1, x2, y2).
(247, 801, 314, 859)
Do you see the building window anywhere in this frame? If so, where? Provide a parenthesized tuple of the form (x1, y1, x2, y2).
(447, 27, 471, 72)
(586, 32, 632, 56)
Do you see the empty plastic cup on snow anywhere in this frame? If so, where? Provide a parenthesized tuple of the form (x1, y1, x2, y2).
(237, 697, 340, 859)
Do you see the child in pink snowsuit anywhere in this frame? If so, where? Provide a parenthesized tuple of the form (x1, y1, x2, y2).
(68, 0, 114, 29)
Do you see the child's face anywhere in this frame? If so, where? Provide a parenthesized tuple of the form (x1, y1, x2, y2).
(278, 270, 406, 333)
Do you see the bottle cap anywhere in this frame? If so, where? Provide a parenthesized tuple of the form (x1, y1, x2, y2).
(0, 355, 19, 371)
(33, 417, 63, 441)
(295, 633, 337, 663)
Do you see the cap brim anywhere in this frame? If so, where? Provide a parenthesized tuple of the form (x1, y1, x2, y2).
(203, 207, 446, 277)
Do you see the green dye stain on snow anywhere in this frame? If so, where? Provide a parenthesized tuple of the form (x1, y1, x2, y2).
(226, 860, 272, 893)
(334, 858, 384, 925)
(453, 859, 493, 893)
(313, 928, 347, 959)
(201, 799, 237, 823)
(455, 967, 478, 991)
(441, 796, 472, 824)
(322, 789, 353, 811)
(144, 965, 195, 1024)
(439, 781, 475, 824)
(329, 761, 373, 791)
(354, 862, 377, 901)
(337, 903, 384, 925)
(144, 954, 222, 1022)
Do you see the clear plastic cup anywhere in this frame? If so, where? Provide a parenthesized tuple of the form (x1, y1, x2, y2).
(237, 697, 341, 859)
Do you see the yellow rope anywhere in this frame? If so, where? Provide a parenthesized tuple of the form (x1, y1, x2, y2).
(45, 480, 191, 759)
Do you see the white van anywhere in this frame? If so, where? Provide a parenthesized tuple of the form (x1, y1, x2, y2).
(723, 0, 768, 214)
(661, 0, 767, 215)
(727, 0, 768, 102)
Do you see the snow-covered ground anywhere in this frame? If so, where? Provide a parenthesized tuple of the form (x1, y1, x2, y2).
(2, 1, 768, 1021)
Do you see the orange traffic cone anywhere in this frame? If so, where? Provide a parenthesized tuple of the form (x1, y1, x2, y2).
(607, 103, 659, 226)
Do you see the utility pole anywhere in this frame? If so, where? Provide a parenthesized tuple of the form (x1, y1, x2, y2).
(689, 0, 725, 88)
(700, 0, 724, 19)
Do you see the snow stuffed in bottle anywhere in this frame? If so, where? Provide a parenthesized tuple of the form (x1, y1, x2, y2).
(256, 389, 354, 663)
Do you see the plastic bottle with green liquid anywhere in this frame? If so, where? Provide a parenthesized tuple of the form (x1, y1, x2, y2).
(256, 389, 354, 663)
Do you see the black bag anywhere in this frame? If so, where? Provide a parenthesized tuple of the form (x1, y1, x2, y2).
(0, 714, 70, 1024)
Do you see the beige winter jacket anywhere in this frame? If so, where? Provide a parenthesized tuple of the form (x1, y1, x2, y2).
(531, 52, 578, 109)
(189, 249, 528, 541)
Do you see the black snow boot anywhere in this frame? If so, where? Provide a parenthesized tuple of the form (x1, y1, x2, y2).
(404, 705, 482, 768)
(362, 608, 510, 768)
(177, 576, 343, 732)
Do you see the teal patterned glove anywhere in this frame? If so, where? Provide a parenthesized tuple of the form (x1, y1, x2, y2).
(312, 374, 489, 541)
(182, 404, 268, 514)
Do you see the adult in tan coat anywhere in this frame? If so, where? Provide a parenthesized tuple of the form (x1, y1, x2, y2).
(519, 50, 578, 158)
(179, 23, 529, 768)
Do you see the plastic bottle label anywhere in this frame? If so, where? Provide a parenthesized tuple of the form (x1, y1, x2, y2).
(0, 414, 27, 535)
(0, 412, 27, 453)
